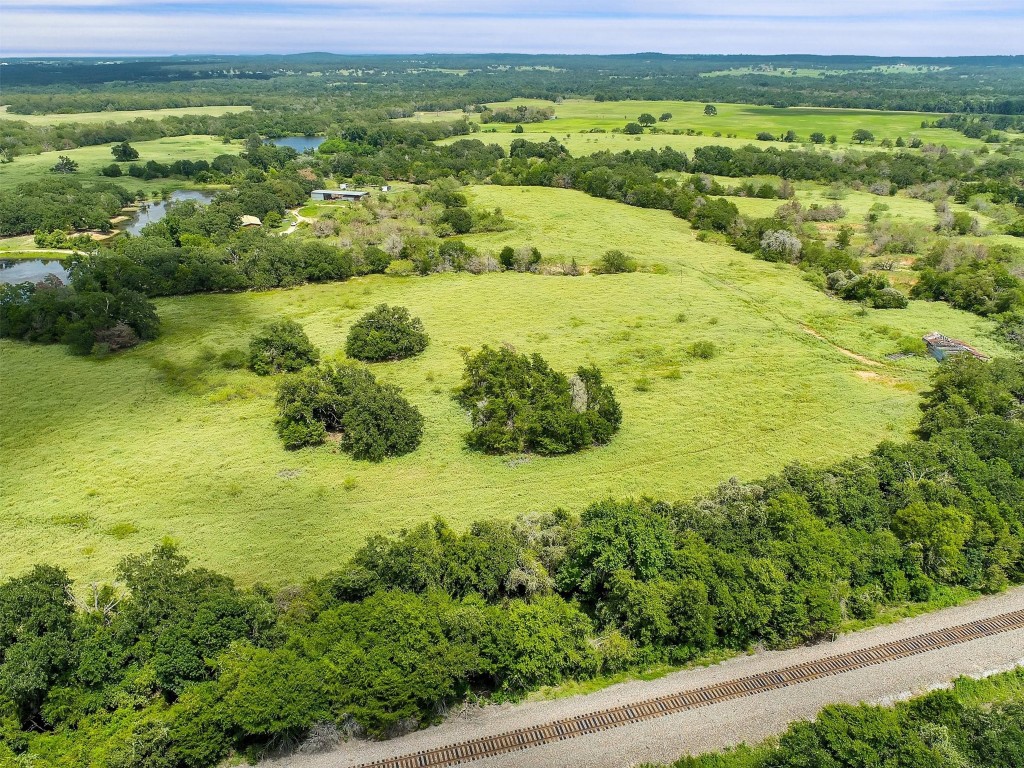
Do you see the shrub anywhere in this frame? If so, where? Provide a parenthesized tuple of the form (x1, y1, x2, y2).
(687, 340, 718, 360)
(345, 304, 429, 362)
(690, 197, 740, 233)
(248, 320, 320, 376)
(596, 249, 637, 274)
(440, 207, 472, 234)
(275, 363, 423, 461)
(759, 230, 802, 262)
(455, 345, 621, 455)
(826, 270, 908, 309)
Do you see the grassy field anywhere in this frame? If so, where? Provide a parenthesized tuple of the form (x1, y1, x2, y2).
(0, 135, 241, 194)
(0, 104, 251, 126)
(415, 98, 980, 150)
(0, 186, 1008, 587)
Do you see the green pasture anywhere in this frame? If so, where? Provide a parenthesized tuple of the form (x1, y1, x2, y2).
(0, 135, 241, 194)
(700, 67, 837, 79)
(446, 130, 772, 157)
(0, 186, 1007, 586)
(0, 104, 251, 126)
(0, 235, 44, 254)
(417, 98, 980, 149)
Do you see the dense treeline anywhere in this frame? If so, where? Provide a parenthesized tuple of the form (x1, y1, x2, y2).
(5, 54, 1024, 117)
(2, 355, 1022, 765)
(664, 670, 1024, 768)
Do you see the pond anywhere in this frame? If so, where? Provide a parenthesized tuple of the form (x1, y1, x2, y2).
(0, 258, 70, 285)
(267, 136, 325, 153)
(123, 190, 216, 235)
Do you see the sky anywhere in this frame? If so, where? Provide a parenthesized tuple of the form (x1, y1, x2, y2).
(1, 1, 1023, 58)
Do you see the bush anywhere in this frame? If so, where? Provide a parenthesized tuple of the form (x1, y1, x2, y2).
(275, 363, 423, 461)
(455, 345, 621, 455)
(826, 270, 908, 309)
(345, 304, 429, 362)
(687, 340, 718, 359)
(440, 206, 472, 234)
(596, 249, 637, 274)
(248, 319, 320, 376)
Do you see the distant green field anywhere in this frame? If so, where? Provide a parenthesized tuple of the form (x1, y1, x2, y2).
(0, 186, 1007, 587)
(0, 104, 251, 126)
(701, 67, 837, 79)
(0, 135, 241, 194)
(416, 98, 980, 150)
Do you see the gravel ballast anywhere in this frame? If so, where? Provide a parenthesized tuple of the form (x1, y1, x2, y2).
(262, 587, 1024, 768)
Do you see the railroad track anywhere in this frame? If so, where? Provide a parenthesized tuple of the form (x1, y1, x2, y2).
(353, 608, 1024, 768)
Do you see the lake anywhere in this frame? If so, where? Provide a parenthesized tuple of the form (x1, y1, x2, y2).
(0, 259, 70, 285)
(267, 136, 325, 153)
(123, 190, 216, 235)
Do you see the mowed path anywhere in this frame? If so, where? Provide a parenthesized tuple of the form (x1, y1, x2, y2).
(263, 588, 1024, 768)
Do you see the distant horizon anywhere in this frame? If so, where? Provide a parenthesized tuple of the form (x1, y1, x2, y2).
(2, 2, 1023, 58)
(4, 52, 1024, 61)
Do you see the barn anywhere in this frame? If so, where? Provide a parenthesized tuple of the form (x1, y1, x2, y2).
(310, 189, 370, 202)
(922, 332, 989, 362)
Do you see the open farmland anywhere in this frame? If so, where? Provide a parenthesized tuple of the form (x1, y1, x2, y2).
(0, 134, 241, 193)
(0, 185, 1007, 586)
(0, 104, 251, 126)
(416, 98, 985, 149)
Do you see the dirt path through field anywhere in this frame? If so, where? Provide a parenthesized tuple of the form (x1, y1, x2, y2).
(801, 326, 882, 366)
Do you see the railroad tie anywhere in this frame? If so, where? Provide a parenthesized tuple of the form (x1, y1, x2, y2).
(353, 609, 1024, 768)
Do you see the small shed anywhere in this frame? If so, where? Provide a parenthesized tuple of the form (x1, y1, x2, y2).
(239, 215, 262, 227)
(310, 189, 369, 202)
(923, 332, 989, 362)
(381, 184, 392, 192)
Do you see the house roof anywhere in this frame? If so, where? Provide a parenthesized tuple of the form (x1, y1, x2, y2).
(922, 332, 989, 360)
(239, 215, 262, 226)
(312, 189, 369, 196)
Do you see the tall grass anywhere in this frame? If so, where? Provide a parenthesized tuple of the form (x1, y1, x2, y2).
(0, 187, 1009, 586)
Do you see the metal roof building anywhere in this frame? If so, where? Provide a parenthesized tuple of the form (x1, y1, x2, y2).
(923, 332, 989, 362)
(310, 189, 370, 202)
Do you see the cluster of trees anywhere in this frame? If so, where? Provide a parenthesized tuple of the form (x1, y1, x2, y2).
(32, 230, 94, 250)
(0, 178, 135, 236)
(912, 240, 1024, 349)
(0, 277, 159, 355)
(101, 157, 228, 182)
(275, 362, 424, 460)
(2, 356, 1022, 765)
(933, 112, 1024, 142)
(455, 346, 622, 455)
(912, 240, 1024, 317)
(479, 105, 554, 124)
(668, 671, 1024, 768)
